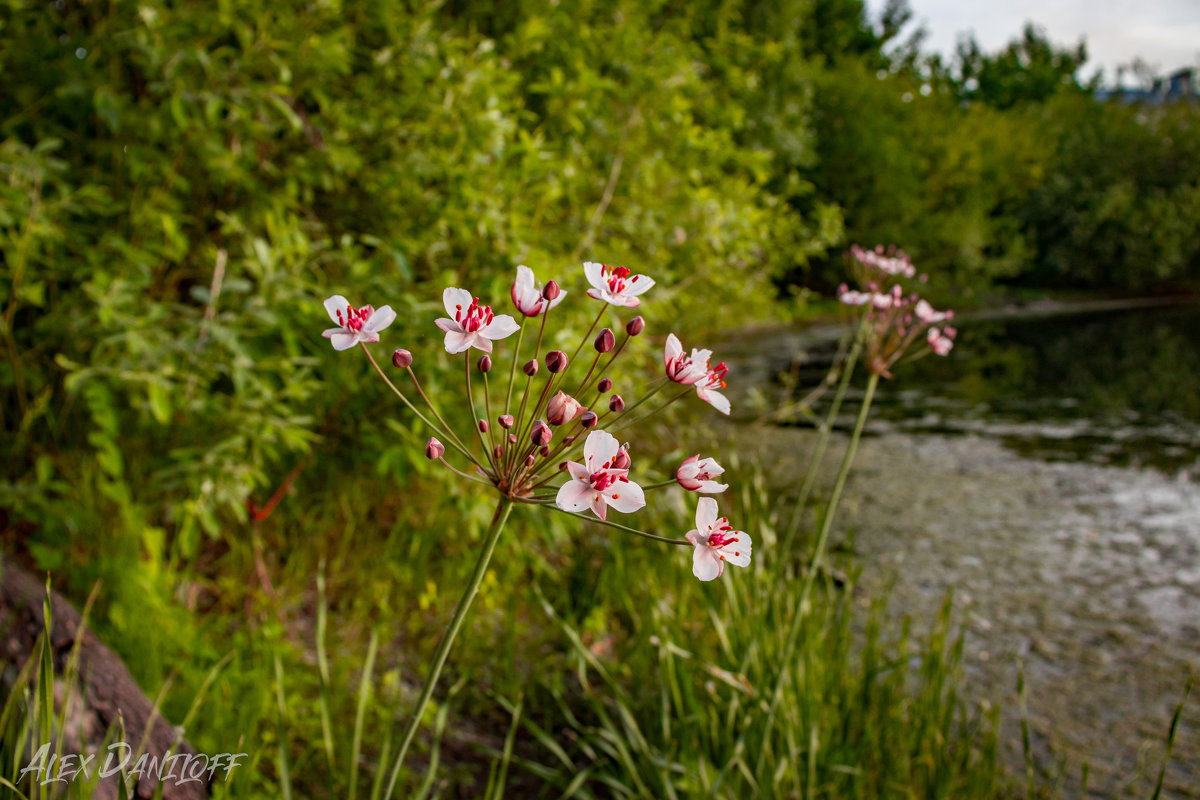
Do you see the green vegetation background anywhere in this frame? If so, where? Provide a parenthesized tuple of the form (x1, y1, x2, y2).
(0, 0, 1197, 796)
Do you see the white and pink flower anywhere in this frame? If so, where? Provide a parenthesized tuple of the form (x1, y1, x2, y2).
(914, 299, 949, 324)
(927, 327, 955, 356)
(686, 497, 751, 581)
(663, 333, 731, 414)
(322, 295, 397, 351)
(511, 265, 566, 317)
(556, 430, 646, 521)
(584, 262, 655, 307)
(435, 288, 520, 354)
(676, 455, 728, 493)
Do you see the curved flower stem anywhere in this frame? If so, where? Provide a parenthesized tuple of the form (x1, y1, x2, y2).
(607, 387, 691, 435)
(509, 313, 551, 472)
(779, 318, 867, 560)
(504, 323, 525, 414)
(404, 365, 473, 459)
(604, 376, 669, 428)
(384, 497, 514, 798)
(436, 457, 493, 486)
(639, 479, 678, 491)
(361, 345, 478, 466)
(567, 305, 607, 370)
(751, 370, 879, 779)
(543, 506, 692, 546)
(465, 354, 497, 475)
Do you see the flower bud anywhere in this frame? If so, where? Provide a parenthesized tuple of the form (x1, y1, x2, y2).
(425, 438, 445, 460)
(609, 394, 625, 413)
(508, 433, 517, 444)
(626, 316, 645, 336)
(612, 445, 631, 470)
(594, 328, 615, 353)
(525, 454, 536, 467)
(494, 444, 504, 461)
(392, 349, 413, 369)
(498, 414, 515, 429)
(539, 445, 550, 457)
(597, 377, 612, 393)
(558, 461, 569, 471)
(478, 354, 492, 373)
(547, 390, 584, 426)
(542, 280, 561, 301)
(531, 420, 553, 446)
(478, 419, 489, 433)
(580, 411, 598, 429)
(523, 359, 539, 376)
(546, 350, 568, 373)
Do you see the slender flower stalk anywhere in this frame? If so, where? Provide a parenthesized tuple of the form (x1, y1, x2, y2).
(384, 497, 514, 798)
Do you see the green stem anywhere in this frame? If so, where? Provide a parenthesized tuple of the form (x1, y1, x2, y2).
(544, 506, 691, 546)
(607, 387, 690, 435)
(384, 497, 514, 798)
(465, 354, 495, 475)
(504, 323, 525, 414)
(752, 371, 879, 778)
(779, 320, 867, 559)
(404, 366, 473, 459)
(567, 304, 607, 369)
(362, 345, 477, 465)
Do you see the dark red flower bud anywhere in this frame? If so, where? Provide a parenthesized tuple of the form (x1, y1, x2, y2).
(478, 354, 492, 373)
(523, 359, 539, 376)
(612, 445, 631, 470)
(478, 419, 489, 433)
(508, 433, 517, 444)
(525, 454, 536, 467)
(494, 445, 504, 461)
(626, 316, 645, 336)
(539, 445, 550, 457)
(542, 280, 561, 301)
(546, 350, 568, 373)
(425, 438, 445, 460)
(594, 328, 615, 353)
(597, 377, 612, 393)
(498, 414, 514, 429)
(580, 411, 598, 429)
(531, 420, 553, 445)
(558, 461, 569, 471)
(609, 394, 625, 412)
(392, 349, 413, 369)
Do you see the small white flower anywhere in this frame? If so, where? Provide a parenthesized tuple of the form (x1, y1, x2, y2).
(676, 455, 728, 493)
(686, 497, 751, 581)
(511, 265, 566, 317)
(435, 288, 520, 354)
(927, 327, 955, 356)
(664, 333, 730, 414)
(556, 430, 646, 521)
(583, 262, 655, 307)
(322, 295, 396, 351)
(914, 299, 948, 324)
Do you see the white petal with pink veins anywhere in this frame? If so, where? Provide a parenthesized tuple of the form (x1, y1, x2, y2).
(664, 333, 684, 363)
(624, 276, 655, 296)
(695, 497, 719, 531)
(329, 332, 358, 351)
(722, 535, 752, 567)
(589, 494, 608, 520)
(556, 480, 594, 513)
(324, 295, 350, 324)
(442, 287, 474, 318)
(692, 548, 723, 581)
(435, 318, 461, 333)
(443, 330, 475, 354)
(583, 430, 619, 470)
(565, 461, 588, 481)
(364, 305, 397, 333)
(583, 261, 605, 290)
(604, 480, 645, 513)
(697, 387, 731, 415)
(480, 315, 519, 340)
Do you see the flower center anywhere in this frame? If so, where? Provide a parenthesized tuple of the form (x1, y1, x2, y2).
(707, 518, 739, 548)
(336, 304, 374, 332)
(602, 264, 636, 295)
(702, 362, 728, 390)
(455, 296, 495, 333)
(589, 469, 628, 493)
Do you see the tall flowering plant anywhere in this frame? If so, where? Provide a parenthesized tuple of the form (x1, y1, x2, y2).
(321, 263, 749, 793)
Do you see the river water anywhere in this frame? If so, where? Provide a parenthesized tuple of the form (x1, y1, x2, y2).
(723, 301, 1200, 798)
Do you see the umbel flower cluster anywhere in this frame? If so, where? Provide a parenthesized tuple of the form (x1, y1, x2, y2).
(837, 244, 956, 376)
(322, 262, 750, 582)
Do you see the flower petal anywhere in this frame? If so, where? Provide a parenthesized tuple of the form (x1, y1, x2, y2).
(546, 291, 568, 311)
(565, 461, 589, 481)
(329, 332, 359, 351)
(583, 430, 619, 471)
(324, 295, 350, 325)
(435, 318, 461, 333)
(589, 493, 608, 521)
(664, 333, 683, 365)
(443, 330, 475, 354)
(695, 497, 719, 531)
(583, 261, 605, 290)
(604, 479, 645, 513)
(365, 305, 397, 334)
(696, 387, 731, 415)
(625, 276, 655, 296)
(442, 287, 474, 319)
(556, 479, 594, 513)
(698, 479, 729, 494)
(692, 547, 723, 581)
(721, 533, 752, 567)
(481, 314, 520, 340)
(515, 265, 535, 292)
